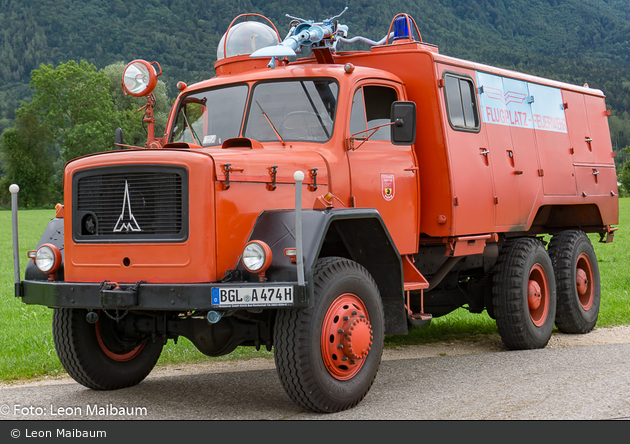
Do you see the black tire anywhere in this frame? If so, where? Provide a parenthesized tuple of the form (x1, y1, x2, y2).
(274, 257, 384, 413)
(548, 230, 600, 333)
(492, 238, 557, 350)
(52, 308, 163, 390)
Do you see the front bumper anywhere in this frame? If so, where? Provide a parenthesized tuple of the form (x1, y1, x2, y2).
(18, 280, 308, 311)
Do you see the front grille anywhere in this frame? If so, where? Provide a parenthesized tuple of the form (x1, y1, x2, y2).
(72, 165, 189, 242)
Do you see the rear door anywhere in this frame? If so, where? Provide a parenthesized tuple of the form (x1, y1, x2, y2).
(439, 66, 496, 235)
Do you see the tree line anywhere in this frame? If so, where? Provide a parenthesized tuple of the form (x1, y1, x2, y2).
(1, 0, 630, 125)
(0, 61, 169, 207)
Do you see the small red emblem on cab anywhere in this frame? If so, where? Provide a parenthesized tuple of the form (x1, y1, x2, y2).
(381, 174, 395, 201)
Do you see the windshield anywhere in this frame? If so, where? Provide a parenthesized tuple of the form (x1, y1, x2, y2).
(244, 80, 338, 142)
(169, 79, 338, 146)
(170, 84, 248, 146)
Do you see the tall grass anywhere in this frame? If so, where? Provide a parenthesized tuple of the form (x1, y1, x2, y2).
(1, 199, 628, 380)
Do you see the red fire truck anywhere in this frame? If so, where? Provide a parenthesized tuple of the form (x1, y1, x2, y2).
(12, 9, 618, 413)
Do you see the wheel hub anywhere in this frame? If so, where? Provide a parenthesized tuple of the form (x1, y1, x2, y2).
(576, 253, 594, 310)
(321, 293, 373, 381)
(576, 268, 588, 296)
(527, 263, 550, 327)
(341, 316, 373, 360)
(528, 280, 542, 310)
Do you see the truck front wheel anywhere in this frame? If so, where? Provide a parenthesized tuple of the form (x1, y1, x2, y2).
(52, 308, 163, 390)
(274, 257, 384, 413)
(548, 230, 600, 333)
(492, 238, 557, 350)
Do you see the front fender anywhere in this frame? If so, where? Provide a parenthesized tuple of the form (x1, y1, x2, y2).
(238, 208, 407, 334)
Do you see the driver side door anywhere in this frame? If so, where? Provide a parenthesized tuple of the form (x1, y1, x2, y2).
(346, 81, 419, 255)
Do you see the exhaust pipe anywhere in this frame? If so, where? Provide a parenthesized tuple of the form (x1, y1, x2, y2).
(10, 184, 21, 296)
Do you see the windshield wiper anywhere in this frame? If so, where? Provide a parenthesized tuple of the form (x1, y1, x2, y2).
(255, 100, 285, 145)
(300, 82, 330, 139)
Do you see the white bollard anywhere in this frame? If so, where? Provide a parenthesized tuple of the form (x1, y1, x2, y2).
(293, 171, 305, 286)
(10, 184, 20, 289)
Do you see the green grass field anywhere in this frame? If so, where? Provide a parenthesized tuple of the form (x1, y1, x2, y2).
(1, 199, 628, 381)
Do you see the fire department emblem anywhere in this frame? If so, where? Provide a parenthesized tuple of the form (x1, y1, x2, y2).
(113, 180, 142, 232)
(381, 174, 395, 201)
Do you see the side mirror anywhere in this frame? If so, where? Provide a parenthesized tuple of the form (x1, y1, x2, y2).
(115, 128, 124, 150)
(391, 101, 416, 145)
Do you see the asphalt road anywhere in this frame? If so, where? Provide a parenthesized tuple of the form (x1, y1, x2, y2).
(1, 342, 629, 421)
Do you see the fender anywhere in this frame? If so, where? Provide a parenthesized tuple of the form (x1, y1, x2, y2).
(237, 208, 408, 335)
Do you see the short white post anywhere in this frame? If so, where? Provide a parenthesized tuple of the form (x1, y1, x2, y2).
(293, 171, 305, 286)
(10, 184, 20, 288)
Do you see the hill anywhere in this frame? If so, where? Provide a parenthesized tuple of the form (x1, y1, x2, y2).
(1, 0, 630, 151)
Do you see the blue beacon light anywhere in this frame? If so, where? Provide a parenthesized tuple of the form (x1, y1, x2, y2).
(393, 16, 412, 41)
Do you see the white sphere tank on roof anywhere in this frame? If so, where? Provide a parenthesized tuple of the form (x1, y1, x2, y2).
(217, 21, 279, 60)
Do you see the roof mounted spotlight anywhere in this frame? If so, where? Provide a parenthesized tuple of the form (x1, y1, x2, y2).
(120, 59, 163, 148)
(121, 60, 162, 97)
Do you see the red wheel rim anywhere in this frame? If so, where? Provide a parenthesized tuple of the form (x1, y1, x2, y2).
(95, 318, 145, 362)
(527, 264, 550, 327)
(321, 293, 373, 381)
(576, 252, 594, 311)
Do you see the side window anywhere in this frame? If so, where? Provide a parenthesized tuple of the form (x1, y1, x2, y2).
(349, 85, 398, 141)
(444, 73, 480, 132)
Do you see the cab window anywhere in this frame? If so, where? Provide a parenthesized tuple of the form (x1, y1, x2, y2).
(349, 86, 398, 141)
(170, 84, 249, 146)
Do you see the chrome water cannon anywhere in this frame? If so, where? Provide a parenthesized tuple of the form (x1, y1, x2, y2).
(250, 7, 349, 67)
(250, 6, 405, 68)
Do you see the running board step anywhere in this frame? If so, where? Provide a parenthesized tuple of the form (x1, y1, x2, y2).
(402, 255, 432, 322)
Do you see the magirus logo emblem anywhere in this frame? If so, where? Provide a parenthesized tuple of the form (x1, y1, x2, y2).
(113, 181, 142, 232)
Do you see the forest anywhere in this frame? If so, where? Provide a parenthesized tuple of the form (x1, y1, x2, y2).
(1, 0, 630, 204)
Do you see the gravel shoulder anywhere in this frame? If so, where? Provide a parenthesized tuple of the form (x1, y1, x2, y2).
(3, 325, 630, 388)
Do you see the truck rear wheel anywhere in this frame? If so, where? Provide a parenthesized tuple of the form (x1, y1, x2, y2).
(492, 238, 557, 350)
(548, 230, 600, 333)
(52, 308, 163, 390)
(274, 257, 384, 413)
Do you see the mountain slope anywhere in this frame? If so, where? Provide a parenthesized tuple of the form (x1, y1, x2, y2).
(1, 0, 629, 142)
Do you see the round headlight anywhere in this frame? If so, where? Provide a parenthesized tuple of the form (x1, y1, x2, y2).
(35, 244, 61, 274)
(242, 241, 272, 273)
(121, 60, 161, 97)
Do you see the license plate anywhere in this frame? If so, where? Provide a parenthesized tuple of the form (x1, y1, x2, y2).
(211, 286, 294, 307)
